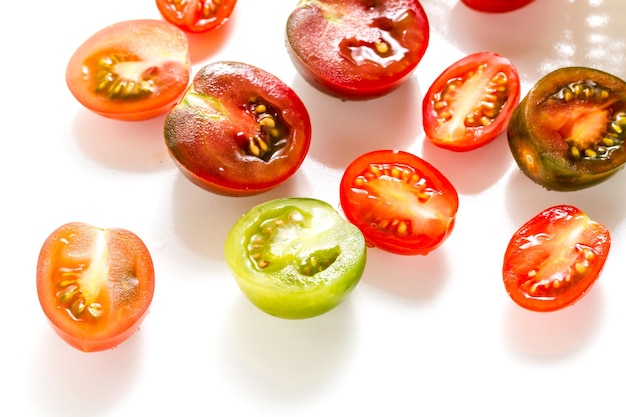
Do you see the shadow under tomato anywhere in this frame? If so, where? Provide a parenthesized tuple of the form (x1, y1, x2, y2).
(186, 13, 237, 64)
(501, 283, 604, 361)
(29, 325, 143, 417)
(290, 74, 423, 171)
(216, 294, 357, 403)
(72, 109, 172, 173)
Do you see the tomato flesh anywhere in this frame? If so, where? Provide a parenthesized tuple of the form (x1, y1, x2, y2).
(286, 0, 430, 100)
(156, 0, 237, 33)
(461, 0, 534, 13)
(164, 61, 312, 196)
(66, 19, 191, 121)
(502, 205, 610, 312)
(508, 67, 626, 191)
(339, 150, 458, 255)
(423, 51, 520, 151)
(225, 198, 366, 319)
(36, 222, 155, 352)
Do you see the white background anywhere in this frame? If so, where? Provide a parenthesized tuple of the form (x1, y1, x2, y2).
(2, 0, 626, 415)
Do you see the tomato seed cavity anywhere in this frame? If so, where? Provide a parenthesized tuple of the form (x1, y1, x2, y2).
(242, 99, 289, 162)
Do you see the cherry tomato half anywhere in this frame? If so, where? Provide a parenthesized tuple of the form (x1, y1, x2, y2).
(422, 51, 520, 151)
(508, 67, 626, 191)
(286, 0, 430, 100)
(36, 222, 155, 352)
(155, 0, 237, 33)
(461, 0, 535, 13)
(164, 61, 312, 196)
(225, 198, 366, 319)
(66, 19, 191, 121)
(339, 150, 459, 255)
(502, 205, 610, 312)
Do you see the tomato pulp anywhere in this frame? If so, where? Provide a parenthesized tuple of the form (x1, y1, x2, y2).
(339, 150, 459, 255)
(36, 222, 155, 352)
(286, 0, 430, 100)
(66, 19, 191, 121)
(156, 0, 237, 33)
(461, 0, 535, 13)
(502, 205, 610, 312)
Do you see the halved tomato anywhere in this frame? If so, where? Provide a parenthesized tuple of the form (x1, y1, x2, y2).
(285, 0, 430, 100)
(461, 0, 535, 13)
(422, 51, 520, 151)
(502, 205, 610, 312)
(156, 0, 237, 33)
(66, 19, 191, 121)
(36, 222, 155, 352)
(339, 150, 458, 255)
(164, 61, 312, 196)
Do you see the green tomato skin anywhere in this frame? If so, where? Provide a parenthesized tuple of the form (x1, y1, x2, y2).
(225, 198, 366, 319)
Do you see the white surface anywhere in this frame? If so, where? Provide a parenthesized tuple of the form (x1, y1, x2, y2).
(3, 0, 626, 415)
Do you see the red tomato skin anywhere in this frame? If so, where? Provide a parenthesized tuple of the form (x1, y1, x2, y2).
(339, 150, 459, 255)
(422, 51, 520, 151)
(286, 0, 430, 100)
(461, 0, 535, 13)
(65, 19, 191, 121)
(36, 223, 155, 352)
(502, 205, 610, 312)
(155, 0, 237, 33)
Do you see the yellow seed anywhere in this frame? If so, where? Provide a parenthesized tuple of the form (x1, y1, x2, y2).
(602, 137, 615, 146)
(258, 260, 269, 268)
(375, 41, 389, 55)
(259, 117, 275, 128)
(584, 148, 598, 158)
(87, 303, 103, 320)
(397, 221, 408, 234)
(552, 280, 560, 289)
(570, 146, 581, 158)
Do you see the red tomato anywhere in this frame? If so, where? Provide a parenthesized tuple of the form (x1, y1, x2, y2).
(461, 0, 534, 13)
(422, 51, 520, 151)
(66, 19, 191, 121)
(502, 205, 610, 312)
(286, 0, 430, 100)
(339, 150, 459, 255)
(156, 0, 237, 33)
(36, 222, 155, 352)
(164, 61, 312, 196)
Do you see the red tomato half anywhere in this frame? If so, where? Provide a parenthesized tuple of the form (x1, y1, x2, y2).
(286, 0, 430, 100)
(339, 150, 459, 255)
(461, 0, 535, 13)
(422, 51, 520, 151)
(36, 222, 155, 352)
(502, 205, 610, 312)
(156, 0, 237, 33)
(66, 19, 191, 121)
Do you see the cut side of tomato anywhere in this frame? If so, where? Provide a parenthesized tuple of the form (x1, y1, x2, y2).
(155, 0, 237, 33)
(225, 198, 366, 319)
(502, 205, 610, 312)
(285, 0, 430, 100)
(66, 19, 191, 121)
(339, 150, 458, 255)
(508, 66, 626, 191)
(461, 0, 535, 13)
(36, 222, 155, 352)
(422, 51, 520, 151)
(164, 61, 312, 196)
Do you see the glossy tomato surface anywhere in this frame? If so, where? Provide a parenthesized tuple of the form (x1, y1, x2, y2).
(156, 0, 237, 33)
(502, 205, 610, 312)
(508, 66, 626, 191)
(66, 19, 191, 121)
(423, 51, 520, 151)
(286, 0, 430, 100)
(225, 198, 366, 319)
(164, 61, 312, 196)
(461, 0, 535, 13)
(339, 150, 458, 255)
(36, 222, 155, 352)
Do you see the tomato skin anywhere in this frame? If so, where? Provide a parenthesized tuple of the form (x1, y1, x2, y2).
(423, 51, 520, 151)
(66, 19, 191, 121)
(461, 0, 534, 13)
(507, 66, 626, 191)
(502, 205, 610, 312)
(339, 150, 458, 255)
(286, 0, 430, 100)
(36, 222, 155, 352)
(225, 198, 366, 319)
(164, 61, 312, 196)
(155, 0, 237, 33)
